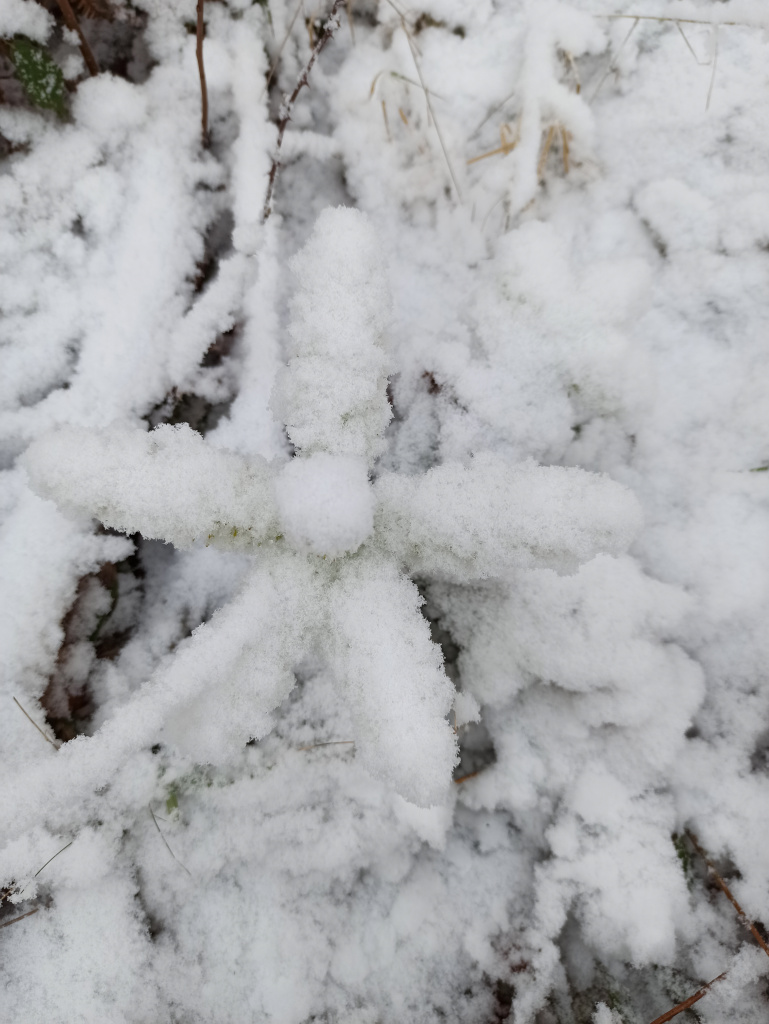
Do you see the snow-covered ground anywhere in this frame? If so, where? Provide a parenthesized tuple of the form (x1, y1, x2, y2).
(2, 1, 769, 1021)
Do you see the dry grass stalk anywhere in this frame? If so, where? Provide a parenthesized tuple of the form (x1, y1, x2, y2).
(602, 14, 749, 28)
(383, 0, 462, 201)
(261, 0, 305, 100)
(13, 696, 61, 750)
(537, 124, 556, 179)
(381, 99, 391, 140)
(467, 122, 517, 165)
(591, 16, 639, 101)
(53, 0, 99, 76)
(0, 907, 40, 930)
(196, 0, 208, 144)
(0, 839, 73, 929)
(262, 0, 346, 221)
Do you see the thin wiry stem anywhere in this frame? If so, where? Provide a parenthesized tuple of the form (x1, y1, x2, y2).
(196, 0, 208, 144)
(601, 14, 748, 27)
(384, 0, 462, 202)
(675, 21, 709, 66)
(34, 841, 73, 878)
(260, 0, 305, 101)
(590, 17, 639, 102)
(149, 806, 192, 876)
(262, 0, 346, 221)
(13, 697, 60, 750)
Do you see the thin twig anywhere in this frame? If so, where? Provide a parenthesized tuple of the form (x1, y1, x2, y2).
(54, 0, 99, 76)
(384, 0, 462, 202)
(648, 970, 729, 1024)
(149, 806, 192, 876)
(262, 0, 346, 221)
(686, 831, 769, 959)
(13, 697, 60, 750)
(196, 0, 208, 144)
(0, 908, 39, 930)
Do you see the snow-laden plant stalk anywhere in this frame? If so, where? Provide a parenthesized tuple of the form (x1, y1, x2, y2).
(24, 207, 642, 808)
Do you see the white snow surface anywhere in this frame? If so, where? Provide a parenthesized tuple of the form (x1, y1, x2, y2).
(2, 0, 769, 1022)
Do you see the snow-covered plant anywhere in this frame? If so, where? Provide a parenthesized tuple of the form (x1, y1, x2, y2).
(24, 206, 642, 807)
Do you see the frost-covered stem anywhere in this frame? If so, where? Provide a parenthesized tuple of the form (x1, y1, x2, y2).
(262, 0, 345, 221)
(648, 970, 728, 1024)
(196, 0, 208, 143)
(55, 0, 99, 76)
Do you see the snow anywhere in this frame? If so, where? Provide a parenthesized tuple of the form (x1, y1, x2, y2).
(3, 0, 769, 1021)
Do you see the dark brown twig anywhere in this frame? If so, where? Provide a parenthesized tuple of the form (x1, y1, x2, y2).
(13, 697, 61, 750)
(648, 971, 728, 1024)
(196, 0, 208, 144)
(53, 0, 100, 76)
(262, 0, 346, 221)
(686, 830, 769, 960)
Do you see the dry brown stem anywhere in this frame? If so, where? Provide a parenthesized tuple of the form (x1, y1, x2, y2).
(53, 0, 99, 76)
(686, 830, 769, 960)
(0, 908, 40, 930)
(13, 696, 60, 750)
(262, 0, 346, 221)
(196, 0, 208, 144)
(648, 970, 728, 1024)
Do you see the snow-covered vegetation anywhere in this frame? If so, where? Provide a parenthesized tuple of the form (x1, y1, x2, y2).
(2, 1, 769, 1021)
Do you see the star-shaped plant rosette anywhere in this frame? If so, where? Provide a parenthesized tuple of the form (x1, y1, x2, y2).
(24, 208, 641, 807)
